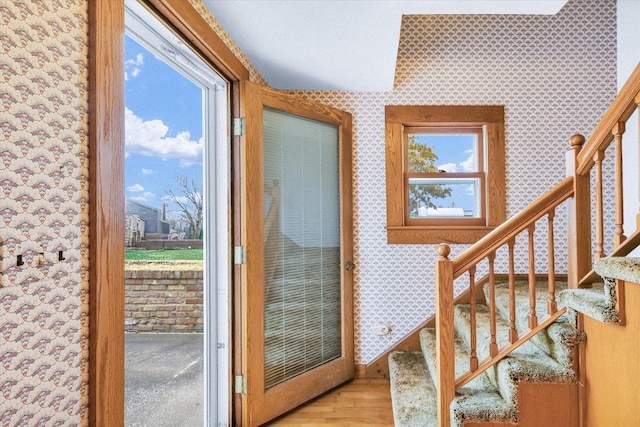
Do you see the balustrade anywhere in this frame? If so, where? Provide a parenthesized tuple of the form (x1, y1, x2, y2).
(434, 63, 640, 425)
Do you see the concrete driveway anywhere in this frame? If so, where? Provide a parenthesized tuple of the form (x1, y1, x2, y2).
(125, 333, 204, 427)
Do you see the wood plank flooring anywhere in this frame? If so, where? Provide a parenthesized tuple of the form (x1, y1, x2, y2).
(263, 378, 394, 426)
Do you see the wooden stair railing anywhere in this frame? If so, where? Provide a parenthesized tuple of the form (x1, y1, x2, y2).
(435, 177, 574, 426)
(435, 62, 640, 426)
(572, 62, 640, 284)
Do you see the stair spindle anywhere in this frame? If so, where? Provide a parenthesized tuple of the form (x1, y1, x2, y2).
(613, 122, 626, 247)
(468, 266, 478, 371)
(547, 209, 557, 314)
(488, 252, 498, 357)
(507, 238, 518, 343)
(527, 224, 538, 329)
(594, 149, 605, 260)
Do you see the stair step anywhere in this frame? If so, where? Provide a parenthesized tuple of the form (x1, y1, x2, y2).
(489, 280, 566, 331)
(559, 286, 619, 323)
(390, 280, 580, 426)
(454, 303, 575, 407)
(420, 328, 514, 426)
(420, 328, 495, 393)
(389, 351, 437, 427)
(490, 280, 583, 367)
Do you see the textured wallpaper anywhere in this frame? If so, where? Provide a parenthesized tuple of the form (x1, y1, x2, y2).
(294, 0, 617, 363)
(0, 0, 90, 424)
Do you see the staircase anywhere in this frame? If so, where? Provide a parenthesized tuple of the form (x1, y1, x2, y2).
(390, 279, 582, 426)
(388, 62, 640, 426)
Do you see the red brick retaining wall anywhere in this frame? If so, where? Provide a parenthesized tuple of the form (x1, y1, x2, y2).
(124, 261, 203, 333)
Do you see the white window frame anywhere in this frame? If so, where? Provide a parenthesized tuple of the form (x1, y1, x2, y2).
(125, 3, 231, 425)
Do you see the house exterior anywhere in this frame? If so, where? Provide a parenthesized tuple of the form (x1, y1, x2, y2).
(124, 213, 145, 247)
(125, 199, 170, 239)
(0, 0, 639, 425)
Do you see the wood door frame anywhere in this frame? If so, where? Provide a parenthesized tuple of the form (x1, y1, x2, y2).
(88, 0, 247, 425)
(240, 81, 355, 426)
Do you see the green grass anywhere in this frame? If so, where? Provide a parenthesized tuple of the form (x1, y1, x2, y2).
(125, 249, 203, 261)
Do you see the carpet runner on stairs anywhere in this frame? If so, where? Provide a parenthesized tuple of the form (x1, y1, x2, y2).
(558, 257, 640, 325)
(389, 281, 582, 426)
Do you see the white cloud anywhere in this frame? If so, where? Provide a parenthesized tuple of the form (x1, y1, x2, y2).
(130, 192, 154, 203)
(128, 183, 144, 192)
(439, 151, 476, 173)
(125, 53, 144, 81)
(460, 150, 476, 172)
(437, 163, 458, 173)
(141, 168, 154, 175)
(465, 183, 476, 196)
(125, 107, 203, 165)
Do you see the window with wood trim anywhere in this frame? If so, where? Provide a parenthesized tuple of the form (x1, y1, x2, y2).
(385, 105, 506, 244)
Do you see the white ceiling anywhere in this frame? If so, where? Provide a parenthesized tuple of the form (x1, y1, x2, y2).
(203, 1, 567, 91)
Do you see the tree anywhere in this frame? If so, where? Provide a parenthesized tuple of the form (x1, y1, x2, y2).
(407, 136, 452, 213)
(165, 175, 203, 239)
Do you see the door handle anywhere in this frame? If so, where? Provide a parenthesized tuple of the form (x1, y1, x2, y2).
(345, 261, 355, 271)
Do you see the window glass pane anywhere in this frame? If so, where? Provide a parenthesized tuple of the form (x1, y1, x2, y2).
(262, 108, 342, 389)
(408, 177, 481, 218)
(407, 132, 479, 173)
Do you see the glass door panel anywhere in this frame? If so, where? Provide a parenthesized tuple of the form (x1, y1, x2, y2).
(262, 109, 342, 388)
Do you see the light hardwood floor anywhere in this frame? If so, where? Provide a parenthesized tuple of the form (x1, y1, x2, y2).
(264, 378, 394, 426)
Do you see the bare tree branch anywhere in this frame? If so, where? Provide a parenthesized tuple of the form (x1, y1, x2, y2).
(165, 175, 203, 239)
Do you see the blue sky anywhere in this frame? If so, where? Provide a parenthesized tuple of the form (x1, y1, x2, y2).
(412, 133, 477, 173)
(124, 35, 203, 216)
(412, 133, 479, 213)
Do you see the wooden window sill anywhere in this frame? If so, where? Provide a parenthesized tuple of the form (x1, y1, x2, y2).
(386, 225, 496, 244)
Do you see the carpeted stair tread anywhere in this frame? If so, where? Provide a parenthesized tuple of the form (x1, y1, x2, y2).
(389, 351, 438, 427)
(454, 303, 575, 406)
(390, 283, 580, 426)
(594, 256, 640, 284)
(419, 329, 514, 426)
(420, 328, 496, 393)
(454, 303, 549, 361)
(490, 280, 567, 325)
(559, 286, 619, 323)
(490, 280, 582, 366)
(450, 388, 516, 427)
(558, 257, 631, 324)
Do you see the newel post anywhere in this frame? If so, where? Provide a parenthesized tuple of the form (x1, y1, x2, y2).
(566, 134, 592, 288)
(435, 243, 454, 427)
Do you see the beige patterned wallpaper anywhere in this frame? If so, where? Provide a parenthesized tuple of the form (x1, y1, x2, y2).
(1, 0, 90, 424)
(294, 0, 617, 363)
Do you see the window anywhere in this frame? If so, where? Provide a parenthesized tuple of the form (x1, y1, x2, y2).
(385, 105, 506, 244)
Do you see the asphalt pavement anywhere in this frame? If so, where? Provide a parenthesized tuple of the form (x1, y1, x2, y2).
(125, 333, 204, 427)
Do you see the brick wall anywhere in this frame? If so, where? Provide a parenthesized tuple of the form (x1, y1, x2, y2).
(124, 261, 204, 333)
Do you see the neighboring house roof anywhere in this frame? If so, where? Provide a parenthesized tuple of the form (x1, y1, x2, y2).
(125, 200, 170, 235)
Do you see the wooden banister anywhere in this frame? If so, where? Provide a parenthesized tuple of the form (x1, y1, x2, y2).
(454, 308, 567, 390)
(576, 62, 640, 175)
(453, 177, 574, 277)
(432, 64, 640, 423)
